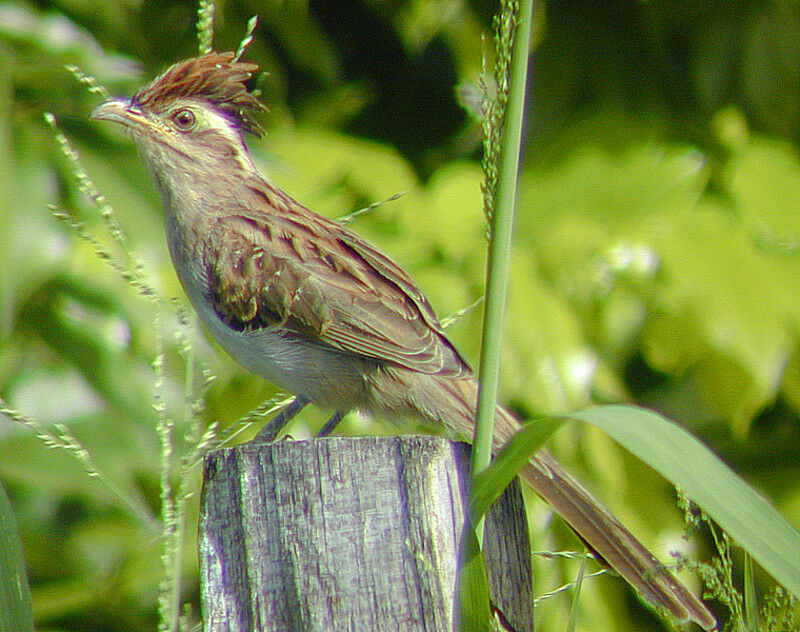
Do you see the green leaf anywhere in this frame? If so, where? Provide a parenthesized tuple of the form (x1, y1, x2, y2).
(520, 129, 708, 233)
(259, 126, 422, 222)
(0, 480, 34, 632)
(469, 416, 564, 524)
(726, 136, 800, 250)
(568, 405, 800, 600)
(503, 253, 599, 412)
(20, 275, 159, 424)
(740, 5, 800, 135)
(455, 523, 492, 632)
(421, 161, 486, 262)
(642, 202, 800, 433)
(472, 405, 800, 602)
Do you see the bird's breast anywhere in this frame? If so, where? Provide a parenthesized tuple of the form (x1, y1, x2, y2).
(164, 219, 376, 410)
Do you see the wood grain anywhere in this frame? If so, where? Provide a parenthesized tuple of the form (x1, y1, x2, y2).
(199, 436, 532, 632)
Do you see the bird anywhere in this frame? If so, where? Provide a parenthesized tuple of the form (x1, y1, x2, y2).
(91, 51, 715, 630)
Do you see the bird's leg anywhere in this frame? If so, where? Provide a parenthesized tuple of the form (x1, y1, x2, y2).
(317, 411, 344, 437)
(253, 395, 309, 443)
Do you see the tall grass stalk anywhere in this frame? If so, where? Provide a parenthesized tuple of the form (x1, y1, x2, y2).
(566, 551, 588, 632)
(0, 398, 160, 531)
(472, 0, 534, 517)
(196, 0, 214, 55)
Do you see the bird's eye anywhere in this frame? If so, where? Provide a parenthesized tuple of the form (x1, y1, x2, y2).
(171, 108, 196, 130)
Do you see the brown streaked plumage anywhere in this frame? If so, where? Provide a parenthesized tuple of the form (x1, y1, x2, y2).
(207, 209, 470, 377)
(91, 52, 716, 630)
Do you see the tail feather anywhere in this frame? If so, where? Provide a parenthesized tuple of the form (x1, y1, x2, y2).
(520, 443, 714, 628)
(409, 372, 716, 630)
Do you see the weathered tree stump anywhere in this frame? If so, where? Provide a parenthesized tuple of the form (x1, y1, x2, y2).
(199, 435, 532, 632)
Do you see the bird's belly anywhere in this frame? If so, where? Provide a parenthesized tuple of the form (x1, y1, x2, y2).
(167, 234, 376, 409)
(191, 291, 374, 410)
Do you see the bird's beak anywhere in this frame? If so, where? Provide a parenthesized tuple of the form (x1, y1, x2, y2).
(90, 99, 147, 130)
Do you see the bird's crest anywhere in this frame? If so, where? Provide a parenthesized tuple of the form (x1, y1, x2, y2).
(133, 52, 265, 136)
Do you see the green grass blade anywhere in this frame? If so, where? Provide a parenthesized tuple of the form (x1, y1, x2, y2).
(455, 525, 492, 632)
(568, 405, 800, 600)
(0, 481, 34, 632)
(469, 404, 800, 602)
(567, 551, 588, 632)
(743, 552, 758, 632)
(469, 416, 564, 524)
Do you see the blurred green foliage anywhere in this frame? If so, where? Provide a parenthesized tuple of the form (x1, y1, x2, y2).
(1, 0, 800, 630)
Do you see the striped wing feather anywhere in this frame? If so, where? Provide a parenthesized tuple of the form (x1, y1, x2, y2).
(206, 194, 471, 378)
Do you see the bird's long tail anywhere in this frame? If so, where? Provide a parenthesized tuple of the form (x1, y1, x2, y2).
(407, 372, 716, 630)
(517, 442, 714, 628)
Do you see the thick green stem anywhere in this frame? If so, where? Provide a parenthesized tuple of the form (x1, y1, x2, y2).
(471, 0, 534, 518)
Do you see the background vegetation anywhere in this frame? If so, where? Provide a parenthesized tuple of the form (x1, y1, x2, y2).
(1, 0, 799, 630)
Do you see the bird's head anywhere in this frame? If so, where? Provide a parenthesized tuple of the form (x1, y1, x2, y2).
(91, 52, 265, 177)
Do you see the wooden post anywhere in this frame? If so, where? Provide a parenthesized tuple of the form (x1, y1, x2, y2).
(199, 436, 532, 632)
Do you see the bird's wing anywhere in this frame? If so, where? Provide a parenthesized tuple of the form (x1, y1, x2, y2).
(204, 203, 471, 378)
